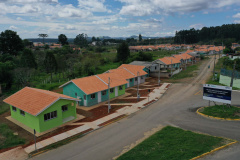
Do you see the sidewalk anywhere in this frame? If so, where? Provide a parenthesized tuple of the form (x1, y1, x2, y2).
(0, 83, 171, 158)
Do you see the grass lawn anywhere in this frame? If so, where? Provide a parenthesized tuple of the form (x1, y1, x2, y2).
(117, 126, 227, 160)
(171, 64, 199, 80)
(0, 103, 9, 115)
(200, 105, 240, 119)
(0, 123, 25, 150)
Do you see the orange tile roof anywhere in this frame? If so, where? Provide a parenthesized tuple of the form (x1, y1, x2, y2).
(158, 57, 181, 65)
(118, 64, 147, 76)
(61, 72, 128, 95)
(108, 68, 135, 80)
(3, 87, 79, 116)
(70, 76, 108, 95)
(97, 72, 128, 88)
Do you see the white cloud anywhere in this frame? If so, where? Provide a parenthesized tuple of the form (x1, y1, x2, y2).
(78, 0, 110, 12)
(190, 23, 204, 29)
(234, 20, 240, 23)
(118, 0, 240, 16)
(233, 13, 240, 18)
(1, 0, 58, 3)
(191, 15, 195, 17)
(9, 25, 18, 30)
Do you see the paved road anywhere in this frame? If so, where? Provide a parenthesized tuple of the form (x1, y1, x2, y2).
(34, 57, 240, 160)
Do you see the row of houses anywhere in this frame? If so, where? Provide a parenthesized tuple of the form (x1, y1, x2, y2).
(130, 51, 195, 78)
(3, 64, 148, 133)
(60, 64, 148, 107)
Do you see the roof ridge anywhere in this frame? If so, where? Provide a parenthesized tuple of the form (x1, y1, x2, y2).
(28, 87, 61, 98)
(123, 67, 135, 76)
(95, 75, 108, 85)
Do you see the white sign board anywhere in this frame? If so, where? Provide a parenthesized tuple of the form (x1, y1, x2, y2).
(203, 84, 232, 104)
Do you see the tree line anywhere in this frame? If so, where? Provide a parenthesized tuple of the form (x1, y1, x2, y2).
(174, 24, 240, 45)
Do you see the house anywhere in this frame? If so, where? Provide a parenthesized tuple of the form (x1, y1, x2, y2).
(60, 72, 128, 107)
(107, 64, 148, 88)
(3, 87, 80, 133)
(173, 53, 193, 65)
(117, 64, 148, 86)
(156, 57, 181, 69)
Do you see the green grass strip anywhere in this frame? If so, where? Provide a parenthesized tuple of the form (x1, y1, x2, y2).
(117, 126, 226, 160)
(200, 105, 240, 119)
(0, 123, 25, 149)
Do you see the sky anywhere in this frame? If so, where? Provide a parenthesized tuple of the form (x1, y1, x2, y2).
(1, 0, 240, 39)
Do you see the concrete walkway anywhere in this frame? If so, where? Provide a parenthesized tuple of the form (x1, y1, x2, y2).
(0, 83, 171, 158)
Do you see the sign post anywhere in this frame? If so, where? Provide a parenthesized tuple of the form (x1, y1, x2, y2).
(34, 129, 37, 152)
(203, 84, 232, 104)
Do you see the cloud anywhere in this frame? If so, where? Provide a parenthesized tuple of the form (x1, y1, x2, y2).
(1, 0, 58, 3)
(78, 0, 110, 12)
(234, 20, 240, 23)
(233, 13, 240, 18)
(189, 23, 204, 29)
(118, 0, 240, 16)
(9, 25, 18, 30)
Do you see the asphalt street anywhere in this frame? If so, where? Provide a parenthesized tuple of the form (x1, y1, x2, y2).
(33, 57, 240, 160)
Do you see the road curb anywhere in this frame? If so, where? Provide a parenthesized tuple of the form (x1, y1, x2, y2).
(190, 140, 238, 160)
(196, 107, 240, 121)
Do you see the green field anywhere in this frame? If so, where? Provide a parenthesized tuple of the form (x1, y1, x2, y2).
(171, 64, 199, 80)
(117, 126, 227, 160)
(0, 103, 9, 115)
(200, 105, 240, 119)
(0, 123, 25, 150)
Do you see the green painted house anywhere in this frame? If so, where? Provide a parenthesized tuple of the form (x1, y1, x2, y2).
(3, 87, 80, 133)
(60, 72, 128, 107)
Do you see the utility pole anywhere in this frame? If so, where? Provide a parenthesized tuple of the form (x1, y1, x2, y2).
(171, 59, 173, 77)
(185, 56, 187, 70)
(230, 61, 236, 87)
(212, 48, 216, 80)
(137, 71, 140, 101)
(158, 63, 161, 86)
(108, 77, 111, 113)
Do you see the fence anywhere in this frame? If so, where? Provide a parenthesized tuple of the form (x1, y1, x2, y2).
(220, 69, 240, 79)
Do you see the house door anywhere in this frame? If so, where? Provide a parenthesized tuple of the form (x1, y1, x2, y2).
(127, 80, 130, 88)
(98, 92, 101, 103)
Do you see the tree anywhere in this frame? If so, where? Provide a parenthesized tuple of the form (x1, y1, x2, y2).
(44, 51, 58, 80)
(139, 34, 142, 42)
(116, 41, 130, 62)
(38, 34, 48, 44)
(20, 48, 37, 69)
(58, 34, 68, 45)
(135, 51, 153, 61)
(23, 39, 32, 48)
(0, 30, 24, 55)
(74, 33, 88, 48)
(0, 61, 15, 94)
(92, 36, 96, 42)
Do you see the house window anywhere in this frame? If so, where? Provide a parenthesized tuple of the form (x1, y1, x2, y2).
(110, 88, 114, 93)
(12, 106, 16, 112)
(44, 111, 57, 121)
(91, 93, 95, 99)
(119, 85, 123, 90)
(135, 77, 137, 81)
(75, 93, 77, 96)
(130, 79, 133, 82)
(62, 105, 68, 112)
(84, 95, 86, 100)
(20, 110, 25, 116)
(102, 90, 107, 95)
(141, 76, 143, 79)
(155, 66, 157, 70)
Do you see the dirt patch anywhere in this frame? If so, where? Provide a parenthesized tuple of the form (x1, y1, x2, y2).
(75, 105, 128, 123)
(52, 88, 63, 93)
